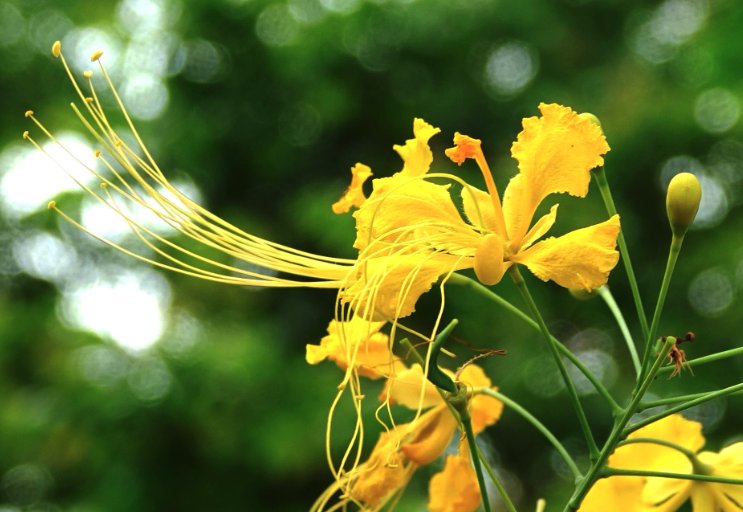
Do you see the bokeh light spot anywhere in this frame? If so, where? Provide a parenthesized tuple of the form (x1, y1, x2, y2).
(128, 357, 172, 403)
(694, 88, 740, 133)
(0, 3, 25, 47)
(279, 103, 322, 147)
(1, 465, 52, 506)
(288, 0, 328, 24)
(74, 345, 130, 388)
(320, 0, 362, 14)
(688, 268, 733, 318)
(12, 231, 77, 285)
(256, 5, 300, 47)
(120, 73, 169, 120)
(182, 39, 223, 83)
(484, 41, 538, 97)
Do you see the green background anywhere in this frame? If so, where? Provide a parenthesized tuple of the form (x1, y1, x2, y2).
(1, 0, 742, 510)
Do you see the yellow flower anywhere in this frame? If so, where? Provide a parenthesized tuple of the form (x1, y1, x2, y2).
(347, 105, 620, 322)
(348, 362, 502, 511)
(580, 414, 743, 512)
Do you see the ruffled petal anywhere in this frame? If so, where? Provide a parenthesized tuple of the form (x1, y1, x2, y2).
(401, 406, 459, 465)
(393, 118, 441, 177)
(332, 163, 373, 214)
(507, 104, 609, 246)
(428, 452, 481, 512)
(343, 252, 470, 320)
(511, 215, 620, 291)
(381, 364, 444, 410)
(578, 477, 649, 512)
(353, 176, 468, 252)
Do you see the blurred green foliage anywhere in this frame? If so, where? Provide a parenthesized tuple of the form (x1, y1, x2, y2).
(1, 0, 743, 511)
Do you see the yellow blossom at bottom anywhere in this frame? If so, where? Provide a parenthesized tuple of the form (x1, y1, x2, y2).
(429, 442, 482, 512)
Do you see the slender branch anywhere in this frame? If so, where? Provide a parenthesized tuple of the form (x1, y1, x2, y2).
(566, 340, 676, 511)
(462, 417, 494, 512)
(478, 388, 582, 482)
(602, 468, 743, 486)
(592, 166, 649, 341)
(625, 381, 743, 435)
(508, 266, 599, 461)
(637, 392, 711, 412)
(598, 286, 640, 376)
(447, 274, 621, 414)
(474, 441, 518, 512)
(657, 346, 743, 376)
(638, 235, 683, 385)
(617, 438, 697, 460)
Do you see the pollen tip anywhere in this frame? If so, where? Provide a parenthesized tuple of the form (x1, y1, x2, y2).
(52, 41, 61, 58)
(94, 149, 102, 158)
(24, 110, 34, 118)
(22, 131, 29, 139)
(115, 140, 123, 147)
(85, 97, 94, 103)
(83, 71, 93, 79)
(90, 50, 104, 62)
(100, 183, 107, 189)
(47, 200, 56, 210)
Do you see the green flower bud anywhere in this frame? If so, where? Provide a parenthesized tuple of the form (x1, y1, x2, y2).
(579, 112, 602, 130)
(666, 172, 702, 237)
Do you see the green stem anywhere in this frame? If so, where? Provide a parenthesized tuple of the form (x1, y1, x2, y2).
(478, 388, 582, 482)
(617, 438, 698, 460)
(593, 166, 649, 341)
(637, 392, 711, 412)
(598, 286, 640, 376)
(657, 346, 743, 376)
(566, 340, 676, 511)
(447, 274, 621, 414)
(461, 414, 493, 512)
(602, 468, 743, 486)
(508, 266, 600, 461)
(474, 441, 518, 512)
(625, 381, 743, 435)
(399, 338, 460, 419)
(638, 235, 684, 385)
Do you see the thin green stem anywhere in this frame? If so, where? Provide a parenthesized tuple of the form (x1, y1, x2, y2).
(602, 468, 743, 486)
(447, 274, 621, 414)
(598, 286, 640, 376)
(399, 338, 459, 419)
(474, 441, 518, 512)
(638, 235, 684, 385)
(593, 166, 649, 341)
(566, 340, 675, 511)
(461, 415, 493, 512)
(657, 346, 743, 376)
(508, 266, 600, 461)
(625, 381, 743, 435)
(478, 388, 582, 482)
(617, 438, 697, 460)
(637, 392, 712, 412)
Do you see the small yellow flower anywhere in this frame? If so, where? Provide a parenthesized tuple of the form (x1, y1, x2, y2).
(580, 414, 743, 512)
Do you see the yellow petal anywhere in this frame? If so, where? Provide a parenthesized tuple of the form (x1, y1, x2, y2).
(578, 477, 648, 512)
(381, 364, 444, 410)
(305, 317, 398, 379)
(461, 185, 499, 233)
(401, 405, 459, 465)
(457, 365, 503, 434)
(643, 475, 692, 506)
(511, 215, 620, 291)
(520, 204, 558, 251)
(507, 103, 610, 246)
(343, 252, 469, 320)
(501, 173, 529, 248)
(352, 429, 413, 506)
(393, 118, 441, 177)
(353, 176, 467, 252)
(428, 453, 482, 512)
(332, 163, 373, 214)
(689, 484, 716, 512)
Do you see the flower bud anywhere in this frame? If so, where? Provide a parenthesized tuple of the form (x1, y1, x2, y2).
(666, 172, 702, 237)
